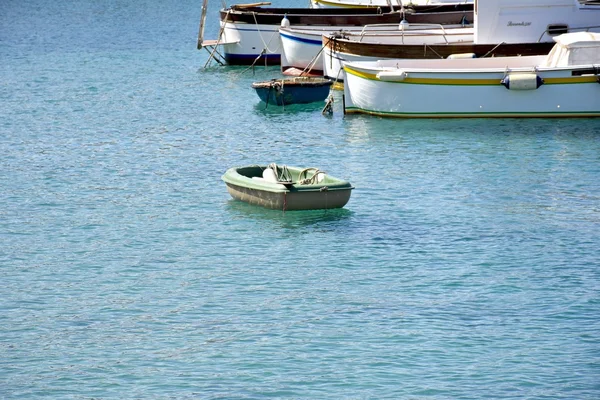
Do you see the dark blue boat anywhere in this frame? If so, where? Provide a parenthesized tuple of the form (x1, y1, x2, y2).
(252, 77, 333, 106)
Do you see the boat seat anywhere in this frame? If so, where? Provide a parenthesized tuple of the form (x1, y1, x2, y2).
(262, 167, 279, 182)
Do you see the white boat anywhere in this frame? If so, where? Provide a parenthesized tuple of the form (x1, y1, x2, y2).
(324, 0, 600, 81)
(199, 3, 472, 66)
(280, 23, 473, 76)
(310, 0, 472, 8)
(342, 32, 600, 118)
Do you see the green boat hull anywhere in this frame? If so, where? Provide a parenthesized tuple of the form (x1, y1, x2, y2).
(222, 165, 353, 211)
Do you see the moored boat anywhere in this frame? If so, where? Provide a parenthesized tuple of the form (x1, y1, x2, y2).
(281, 22, 472, 76)
(342, 32, 600, 118)
(323, 32, 555, 82)
(251, 77, 333, 106)
(200, 3, 473, 66)
(310, 0, 473, 9)
(222, 164, 354, 211)
(323, 0, 600, 81)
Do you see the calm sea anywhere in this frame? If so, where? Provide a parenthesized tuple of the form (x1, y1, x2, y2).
(2, 0, 600, 398)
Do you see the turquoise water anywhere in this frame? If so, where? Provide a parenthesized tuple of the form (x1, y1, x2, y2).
(2, 0, 600, 398)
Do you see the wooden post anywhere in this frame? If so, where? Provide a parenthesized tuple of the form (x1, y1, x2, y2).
(197, 0, 210, 49)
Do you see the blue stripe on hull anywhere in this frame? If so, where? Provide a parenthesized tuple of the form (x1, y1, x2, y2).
(280, 32, 322, 46)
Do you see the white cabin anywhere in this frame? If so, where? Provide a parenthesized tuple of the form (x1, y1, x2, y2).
(474, 0, 600, 44)
(543, 31, 600, 66)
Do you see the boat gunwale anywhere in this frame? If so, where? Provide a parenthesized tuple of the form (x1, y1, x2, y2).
(251, 78, 333, 89)
(222, 166, 354, 194)
(343, 58, 600, 77)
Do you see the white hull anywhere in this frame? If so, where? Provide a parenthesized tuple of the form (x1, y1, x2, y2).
(221, 21, 282, 65)
(343, 45, 600, 118)
(282, 25, 473, 75)
(214, 0, 599, 66)
(322, 27, 474, 81)
(324, 42, 379, 82)
(324, 0, 600, 80)
(280, 27, 347, 75)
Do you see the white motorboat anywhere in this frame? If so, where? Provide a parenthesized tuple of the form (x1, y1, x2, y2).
(323, 0, 600, 81)
(342, 32, 600, 118)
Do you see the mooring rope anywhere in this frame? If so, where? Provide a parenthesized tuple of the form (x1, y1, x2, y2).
(252, 12, 279, 54)
(298, 168, 325, 185)
(300, 37, 331, 77)
(482, 42, 506, 58)
(238, 49, 267, 77)
(204, 10, 231, 68)
(423, 43, 444, 59)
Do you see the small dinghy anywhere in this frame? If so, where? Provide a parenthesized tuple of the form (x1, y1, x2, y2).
(251, 77, 333, 106)
(222, 163, 353, 211)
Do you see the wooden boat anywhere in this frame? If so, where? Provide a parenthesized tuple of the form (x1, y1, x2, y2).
(323, 0, 600, 81)
(251, 77, 333, 106)
(342, 32, 600, 118)
(222, 164, 354, 211)
(280, 22, 472, 76)
(200, 3, 473, 66)
(323, 32, 555, 82)
(310, 0, 472, 9)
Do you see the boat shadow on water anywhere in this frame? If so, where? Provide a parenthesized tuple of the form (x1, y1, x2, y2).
(225, 199, 353, 230)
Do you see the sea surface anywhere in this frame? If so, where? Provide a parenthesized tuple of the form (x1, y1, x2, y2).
(2, 0, 600, 398)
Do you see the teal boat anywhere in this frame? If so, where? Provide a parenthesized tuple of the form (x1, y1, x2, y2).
(222, 163, 353, 211)
(251, 77, 333, 106)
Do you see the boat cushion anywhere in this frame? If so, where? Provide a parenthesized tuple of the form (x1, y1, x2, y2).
(262, 168, 278, 182)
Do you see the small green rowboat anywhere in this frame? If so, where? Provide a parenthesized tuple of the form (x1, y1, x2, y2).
(222, 163, 354, 211)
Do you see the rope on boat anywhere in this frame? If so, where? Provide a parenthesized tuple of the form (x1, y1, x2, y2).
(204, 10, 230, 68)
(280, 79, 285, 111)
(267, 163, 293, 183)
(481, 42, 507, 58)
(238, 49, 267, 77)
(260, 79, 287, 110)
(234, 12, 280, 77)
(252, 12, 279, 54)
(298, 167, 325, 185)
(322, 59, 344, 115)
(322, 95, 334, 115)
(300, 37, 332, 77)
(423, 43, 444, 59)
(327, 33, 348, 79)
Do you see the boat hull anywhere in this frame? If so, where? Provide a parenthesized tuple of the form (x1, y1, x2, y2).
(222, 165, 353, 211)
(281, 24, 473, 75)
(225, 183, 352, 210)
(217, 5, 472, 66)
(252, 78, 333, 106)
(343, 57, 600, 118)
(323, 36, 555, 81)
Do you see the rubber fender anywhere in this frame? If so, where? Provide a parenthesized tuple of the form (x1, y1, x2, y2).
(501, 73, 544, 90)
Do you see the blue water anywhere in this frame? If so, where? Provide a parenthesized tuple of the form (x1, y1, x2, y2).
(2, 0, 600, 398)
